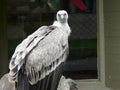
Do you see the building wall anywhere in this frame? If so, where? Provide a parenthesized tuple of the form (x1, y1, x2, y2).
(104, 0, 120, 89)
(0, 0, 8, 77)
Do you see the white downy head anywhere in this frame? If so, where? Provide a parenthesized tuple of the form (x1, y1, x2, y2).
(53, 10, 71, 36)
(56, 10, 68, 23)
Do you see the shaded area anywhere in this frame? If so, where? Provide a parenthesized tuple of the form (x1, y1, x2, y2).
(68, 39, 97, 60)
(64, 58, 98, 79)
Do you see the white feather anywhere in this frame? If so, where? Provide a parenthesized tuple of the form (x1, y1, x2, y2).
(8, 10, 71, 85)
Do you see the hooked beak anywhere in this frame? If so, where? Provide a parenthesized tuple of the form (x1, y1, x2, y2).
(61, 15, 64, 19)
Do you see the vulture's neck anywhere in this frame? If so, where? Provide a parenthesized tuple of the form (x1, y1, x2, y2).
(53, 21, 71, 36)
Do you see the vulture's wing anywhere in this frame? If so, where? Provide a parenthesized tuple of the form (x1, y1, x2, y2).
(9, 26, 56, 79)
(9, 25, 69, 85)
(26, 26, 69, 85)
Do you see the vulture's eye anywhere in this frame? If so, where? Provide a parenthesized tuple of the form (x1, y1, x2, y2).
(58, 14, 60, 17)
(64, 13, 66, 16)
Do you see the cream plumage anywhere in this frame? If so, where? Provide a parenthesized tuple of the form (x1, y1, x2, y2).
(9, 10, 71, 90)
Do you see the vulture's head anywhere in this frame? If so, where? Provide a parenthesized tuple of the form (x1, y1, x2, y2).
(56, 10, 68, 23)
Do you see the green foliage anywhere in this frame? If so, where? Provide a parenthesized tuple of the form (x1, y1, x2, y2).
(47, 0, 60, 11)
(36, 0, 44, 8)
(69, 39, 97, 49)
(68, 39, 97, 61)
(35, 0, 60, 12)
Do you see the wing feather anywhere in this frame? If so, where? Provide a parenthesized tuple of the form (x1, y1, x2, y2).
(9, 26, 55, 80)
(26, 26, 69, 84)
(9, 25, 69, 85)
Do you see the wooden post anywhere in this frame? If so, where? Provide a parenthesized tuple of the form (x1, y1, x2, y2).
(0, 0, 8, 77)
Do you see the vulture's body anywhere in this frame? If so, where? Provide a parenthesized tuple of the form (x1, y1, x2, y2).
(9, 10, 71, 90)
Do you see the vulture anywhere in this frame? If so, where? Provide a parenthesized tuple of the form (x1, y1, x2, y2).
(8, 10, 71, 90)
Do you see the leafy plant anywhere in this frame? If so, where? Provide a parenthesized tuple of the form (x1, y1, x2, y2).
(33, 0, 60, 12)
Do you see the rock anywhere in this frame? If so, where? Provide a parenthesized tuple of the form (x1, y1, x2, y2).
(0, 73, 15, 90)
(57, 76, 78, 90)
